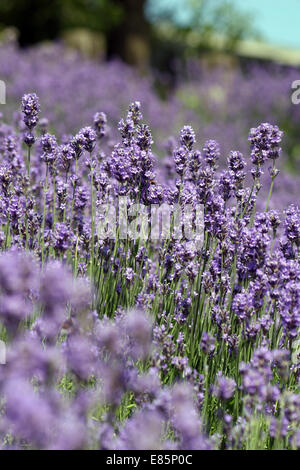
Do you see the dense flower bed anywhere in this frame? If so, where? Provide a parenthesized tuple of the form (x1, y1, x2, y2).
(1, 41, 300, 211)
(0, 89, 299, 450)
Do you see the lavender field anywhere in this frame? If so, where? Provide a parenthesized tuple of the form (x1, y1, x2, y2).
(0, 42, 300, 450)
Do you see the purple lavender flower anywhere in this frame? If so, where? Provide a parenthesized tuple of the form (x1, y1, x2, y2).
(203, 140, 220, 169)
(80, 126, 97, 153)
(70, 132, 85, 159)
(284, 205, 300, 246)
(93, 112, 107, 139)
(180, 126, 196, 151)
(136, 124, 153, 151)
(249, 123, 283, 165)
(23, 131, 35, 147)
(128, 101, 142, 124)
(212, 372, 236, 401)
(41, 133, 57, 165)
(124, 267, 135, 283)
(59, 143, 76, 173)
(118, 118, 135, 147)
(200, 332, 215, 355)
(21, 93, 40, 129)
(173, 147, 188, 176)
(232, 290, 254, 322)
(52, 223, 74, 256)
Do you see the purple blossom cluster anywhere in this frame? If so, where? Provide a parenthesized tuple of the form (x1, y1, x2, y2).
(0, 252, 214, 450)
(1, 41, 300, 210)
(0, 73, 299, 449)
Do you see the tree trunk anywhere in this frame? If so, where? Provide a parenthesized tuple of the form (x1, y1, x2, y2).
(106, 0, 150, 68)
(7, 0, 62, 47)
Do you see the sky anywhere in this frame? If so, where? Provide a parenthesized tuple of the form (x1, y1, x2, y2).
(148, 0, 300, 50)
(233, 0, 300, 49)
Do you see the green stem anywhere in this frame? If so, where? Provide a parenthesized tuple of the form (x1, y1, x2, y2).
(265, 179, 275, 212)
(70, 159, 78, 227)
(52, 174, 56, 231)
(90, 152, 95, 276)
(265, 160, 276, 212)
(27, 146, 31, 177)
(41, 165, 49, 266)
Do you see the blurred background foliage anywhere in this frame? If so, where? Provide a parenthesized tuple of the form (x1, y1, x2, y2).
(0, 0, 300, 171)
(0, 0, 257, 67)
